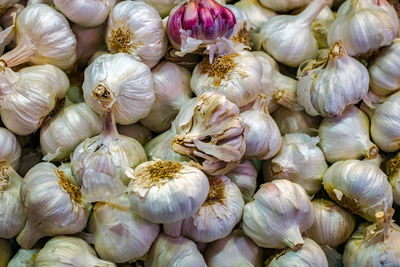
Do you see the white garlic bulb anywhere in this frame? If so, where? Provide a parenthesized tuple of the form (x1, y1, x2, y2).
(234, 0, 277, 30)
(40, 103, 101, 162)
(117, 123, 152, 146)
(243, 179, 314, 250)
(204, 230, 263, 267)
(328, 0, 399, 56)
(182, 176, 244, 243)
(259, 0, 327, 67)
(0, 164, 25, 239)
(106, 1, 167, 68)
(0, 239, 12, 267)
(17, 162, 91, 249)
(323, 159, 393, 222)
(137, 0, 185, 18)
(145, 233, 207, 267)
(272, 106, 321, 135)
(0, 4, 76, 70)
(7, 248, 39, 267)
(259, 0, 311, 12)
(83, 53, 155, 125)
(190, 51, 262, 108)
(263, 133, 327, 195)
(369, 38, 400, 96)
(54, 0, 116, 27)
(304, 199, 356, 248)
(88, 194, 159, 263)
(226, 159, 258, 203)
(0, 127, 20, 170)
(140, 61, 192, 133)
(35, 236, 115, 267)
(267, 238, 328, 267)
(0, 64, 69, 136)
(297, 41, 369, 117)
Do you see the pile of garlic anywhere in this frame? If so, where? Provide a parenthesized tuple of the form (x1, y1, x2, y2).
(1, 0, 400, 266)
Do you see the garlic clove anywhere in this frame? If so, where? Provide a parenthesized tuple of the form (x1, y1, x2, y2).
(7, 248, 40, 267)
(0, 127, 21, 170)
(226, 159, 258, 203)
(272, 106, 321, 135)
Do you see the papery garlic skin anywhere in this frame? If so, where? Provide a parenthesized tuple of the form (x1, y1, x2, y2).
(323, 159, 393, 222)
(263, 133, 327, 195)
(0, 127, 21, 170)
(190, 51, 262, 108)
(312, 5, 335, 49)
(272, 106, 321, 135)
(243, 179, 314, 250)
(138, 0, 185, 18)
(234, 0, 276, 30)
(385, 153, 400, 205)
(145, 233, 207, 267)
(117, 123, 152, 146)
(204, 230, 263, 267)
(259, 0, 311, 12)
(304, 199, 356, 248)
(83, 53, 155, 125)
(106, 1, 167, 68)
(7, 248, 39, 267)
(226, 159, 257, 203)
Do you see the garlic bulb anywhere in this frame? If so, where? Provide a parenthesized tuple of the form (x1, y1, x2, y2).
(343, 209, 400, 266)
(54, 0, 116, 27)
(8, 248, 39, 267)
(263, 133, 327, 195)
(320, 245, 343, 267)
(0, 239, 11, 267)
(297, 41, 369, 117)
(35, 236, 115, 267)
(304, 199, 356, 248)
(88, 194, 159, 263)
(385, 152, 400, 205)
(40, 103, 101, 162)
(204, 230, 263, 267)
(82, 53, 155, 125)
(0, 127, 20, 170)
(259, 0, 311, 12)
(0, 4, 76, 71)
(191, 51, 262, 108)
(17, 162, 91, 249)
(117, 123, 152, 146)
(145, 233, 207, 267)
(267, 238, 328, 267)
(272, 106, 321, 135)
(106, 1, 167, 68)
(137, 0, 185, 18)
(259, 0, 327, 67)
(27, 0, 53, 5)
(172, 92, 246, 175)
(323, 159, 393, 222)
(328, 0, 399, 56)
(234, 0, 277, 30)
(0, 164, 25, 239)
(0, 64, 69, 135)
(182, 176, 244, 243)
(140, 61, 192, 133)
(226, 159, 257, 203)
(243, 179, 314, 250)
(369, 38, 400, 96)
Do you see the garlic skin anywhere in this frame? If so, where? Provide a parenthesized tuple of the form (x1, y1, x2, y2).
(88, 195, 159, 263)
(304, 199, 356, 248)
(259, 0, 311, 12)
(0, 0, 18, 14)
(145, 233, 207, 267)
(226, 159, 257, 203)
(0, 165, 26, 239)
(190, 51, 262, 108)
(0, 4, 77, 71)
(137, 0, 185, 18)
(320, 245, 343, 267)
(243, 179, 314, 250)
(312, 5, 335, 49)
(234, 0, 277, 30)
(328, 0, 399, 56)
(106, 1, 167, 68)
(117, 123, 152, 146)
(0, 127, 21, 170)
(272, 106, 321, 135)
(268, 238, 328, 267)
(259, 0, 326, 67)
(182, 176, 244, 243)
(7, 248, 39, 267)
(54, 0, 116, 27)
(17, 162, 91, 249)
(204, 230, 263, 267)
(323, 159, 393, 222)
(40, 103, 101, 162)
(35, 236, 115, 267)
(385, 152, 400, 205)
(0, 65, 69, 136)
(140, 61, 192, 133)
(83, 53, 155, 125)
(263, 133, 327, 195)
(297, 41, 369, 117)
(369, 38, 400, 96)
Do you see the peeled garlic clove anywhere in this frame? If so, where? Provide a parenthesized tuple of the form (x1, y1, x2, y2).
(323, 159, 393, 222)
(17, 162, 91, 249)
(297, 41, 369, 117)
(263, 133, 327, 195)
(137, 0, 186, 18)
(0, 127, 21, 170)
(145, 233, 207, 267)
(272, 106, 321, 135)
(117, 123, 152, 146)
(182, 176, 244, 243)
(0, 239, 12, 267)
(243, 179, 314, 250)
(204, 230, 263, 267)
(318, 106, 378, 163)
(226, 159, 257, 203)
(83, 53, 155, 125)
(234, 0, 277, 30)
(35, 236, 115, 267)
(259, 0, 311, 12)
(304, 199, 356, 248)
(385, 152, 400, 205)
(267, 238, 328, 267)
(106, 1, 167, 68)
(7, 248, 39, 267)
(88, 194, 159, 263)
